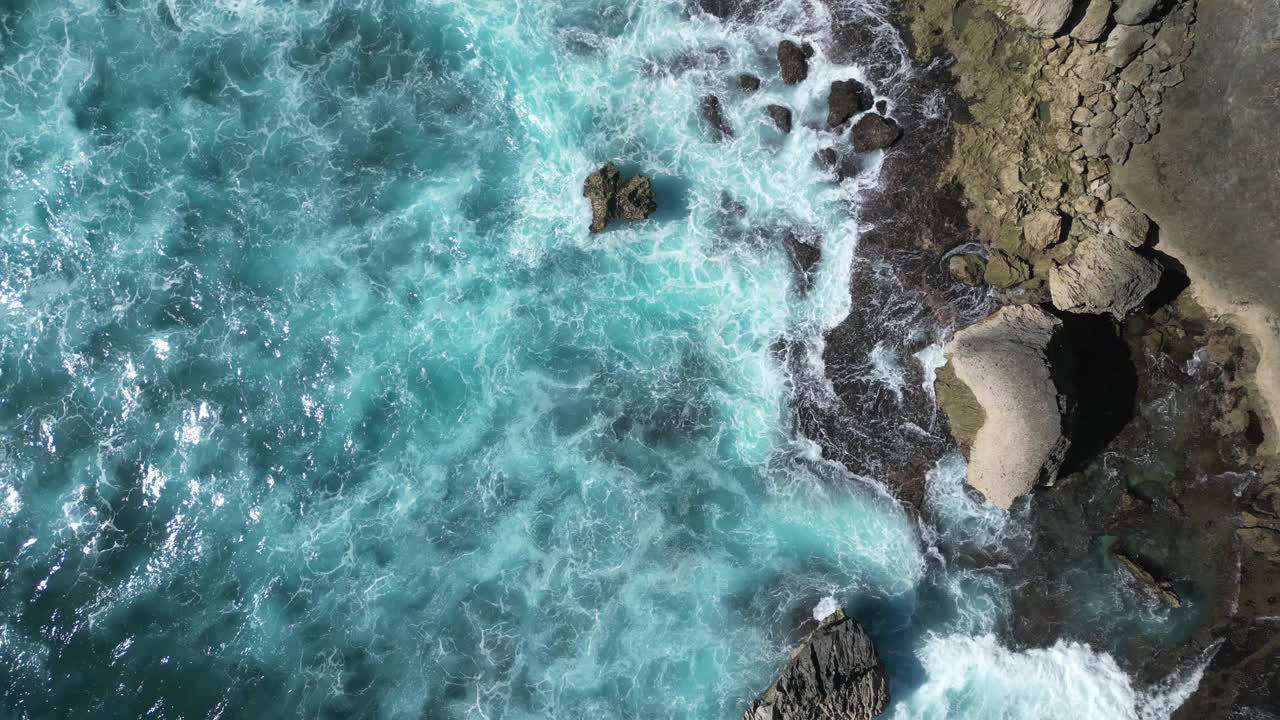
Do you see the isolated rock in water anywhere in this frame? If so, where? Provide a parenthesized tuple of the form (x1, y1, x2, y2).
(1113, 0, 1161, 25)
(743, 609, 889, 720)
(1070, 0, 1113, 42)
(738, 73, 761, 92)
(1115, 551, 1183, 608)
(948, 254, 987, 286)
(777, 40, 809, 84)
(938, 305, 1074, 509)
(999, 0, 1074, 37)
(766, 104, 793, 133)
(583, 162, 657, 233)
(702, 95, 734, 140)
(827, 79, 873, 128)
(1102, 196, 1151, 247)
(1022, 210, 1064, 251)
(850, 113, 901, 152)
(1049, 234, 1162, 318)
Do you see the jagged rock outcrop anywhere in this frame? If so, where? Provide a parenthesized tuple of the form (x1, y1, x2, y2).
(742, 609, 888, 720)
(1115, 551, 1183, 607)
(937, 305, 1074, 508)
(777, 40, 808, 84)
(1113, 0, 1161, 26)
(702, 95, 734, 140)
(998, 0, 1074, 37)
(850, 114, 901, 152)
(827, 79, 873, 128)
(1049, 234, 1162, 317)
(582, 162, 658, 233)
(738, 73, 761, 92)
(784, 229, 821, 293)
(767, 104, 793, 133)
(1070, 0, 1113, 42)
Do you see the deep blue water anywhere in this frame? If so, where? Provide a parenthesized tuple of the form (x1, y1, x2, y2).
(0, 0, 1203, 718)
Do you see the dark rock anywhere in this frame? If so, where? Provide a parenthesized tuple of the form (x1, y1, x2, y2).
(784, 229, 821, 292)
(874, 99, 888, 114)
(738, 73, 761, 92)
(743, 609, 889, 720)
(766, 104, 793, 133)
(701, 95, 734, 140)
(814, 148, 839, 172)
(827, 79, 873, 128)
(1114, 550, 1183, 607)
(777, 40, 809, 84)
(850, 113, 902, 152)
(800, 41, 816, 58)
(582, 162, 657, 233)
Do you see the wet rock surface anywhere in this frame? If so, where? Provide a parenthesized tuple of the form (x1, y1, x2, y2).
(766, 104, 793, 133)
(582, 162, 657, 233)
(742, 610, 889, 720)
(827, 78, 873, 128)
(850, 114, 901, 152)
(777, 39, 809, 84)
(701, 94, 734, 140)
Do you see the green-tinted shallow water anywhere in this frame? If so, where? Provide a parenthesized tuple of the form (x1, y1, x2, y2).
(0, 0, 1203, 717)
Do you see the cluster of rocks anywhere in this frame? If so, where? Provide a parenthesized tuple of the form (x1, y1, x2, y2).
(582, 162, 658, 233)
(742, 609, 889, 720)
(903, 0, 1207, 507)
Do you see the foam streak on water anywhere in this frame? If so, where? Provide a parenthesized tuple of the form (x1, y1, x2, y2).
(0, 0, 1192, 718)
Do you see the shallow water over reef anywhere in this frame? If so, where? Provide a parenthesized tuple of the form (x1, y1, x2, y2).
(0, 0, 1201, 717)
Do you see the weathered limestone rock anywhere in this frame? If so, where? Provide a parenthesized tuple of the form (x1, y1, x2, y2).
(1070, 0, 1114, 43)
(1107, 25, 1152, 68)
(1049, 234, 1162, 317)
(582, 162, 658, 233)
(984, 250, 1032, 288)
(766, 104, 793, 133)
(1103, 196, 1151, 246)
(850, 113, 901, 152)
(778, 40, 808, 84)
(938, 305, 1074, 509)
(1023, 210, 1064, 250)
(1114, 0, 1161, 26)
(949, 254, 988, 286)
(998, 0, 1074, 37)
(743, 609, 889, 720)
(827, 78, 873, 128)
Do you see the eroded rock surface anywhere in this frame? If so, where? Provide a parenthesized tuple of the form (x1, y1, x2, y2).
(850, 114, 901, 152)
(998, 0, 1074, 37)
(777, 40, 809, 84)
(827, 78, 873, 128)
(1048, 234, 1161, 318)
(583, 162, 658, 233)
(938, 305, 1074, 508)
(742, 610, 888, 720)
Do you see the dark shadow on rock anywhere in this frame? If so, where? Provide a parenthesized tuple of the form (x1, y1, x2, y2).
(1055, 312, 1138, 476)
(1140, 249, 1191, 312)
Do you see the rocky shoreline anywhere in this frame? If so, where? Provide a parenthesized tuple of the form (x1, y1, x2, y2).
(896, 0, 1280, 716)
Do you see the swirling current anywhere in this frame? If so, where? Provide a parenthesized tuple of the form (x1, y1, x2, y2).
(0, 0, 1206, 718)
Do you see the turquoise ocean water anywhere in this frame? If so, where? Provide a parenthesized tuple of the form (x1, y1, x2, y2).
(0, 0, 1204, 717)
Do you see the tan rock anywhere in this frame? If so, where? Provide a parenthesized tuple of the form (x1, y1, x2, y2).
(1049, 234, 1162, 317)
(1023, 210, 1064, 250)
(939, 305, 1074, 508)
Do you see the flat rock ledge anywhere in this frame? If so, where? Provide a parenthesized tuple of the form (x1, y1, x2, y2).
(743, 609, 889, 720)
(936, 305, 1075, 508)
(582, 162, 658, 233)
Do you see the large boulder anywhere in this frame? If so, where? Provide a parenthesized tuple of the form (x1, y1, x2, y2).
(998, 0, 1074, 37)
(1049, 234, 1162, 318)
(850, 114, 901, 152)
(767, 104, 793, 133)
(937, 305, 1074, 509)
(1070, 0, 1113, 42)
(827, 79, 873, 128)
(777, 40, 809, 84)
(743, 609, 889, 720)
(583, 162, 658, 233)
